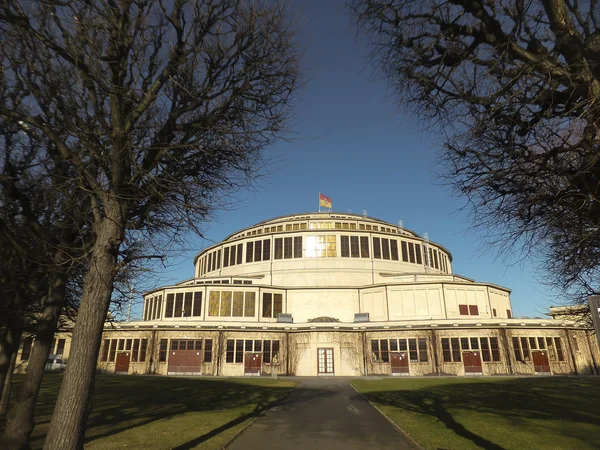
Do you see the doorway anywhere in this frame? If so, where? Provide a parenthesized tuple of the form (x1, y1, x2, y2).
(317, 348, 334, 375)
(115, 352, 130, 374)
(244, 352, 262, 376)
(532, 350, 551, 375)
(390, 352, 409, 375)
(463, 351, 483, 375)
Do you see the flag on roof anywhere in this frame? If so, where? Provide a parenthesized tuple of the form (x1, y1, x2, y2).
(319, 193, 332, 209)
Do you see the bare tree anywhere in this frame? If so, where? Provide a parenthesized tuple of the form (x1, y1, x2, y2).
(0, 1, 301, 448)
(350, 0, 600, 303)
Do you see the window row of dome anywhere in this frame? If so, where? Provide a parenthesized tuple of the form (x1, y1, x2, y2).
(143, 289, 284, 321)
(198, 234, 451, 276)
(227, 219, 412, 241)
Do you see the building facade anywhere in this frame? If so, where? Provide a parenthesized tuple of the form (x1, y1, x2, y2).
(15, 213, 600, 377)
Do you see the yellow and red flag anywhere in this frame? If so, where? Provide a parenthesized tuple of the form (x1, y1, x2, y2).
(319, 193, 332, 209)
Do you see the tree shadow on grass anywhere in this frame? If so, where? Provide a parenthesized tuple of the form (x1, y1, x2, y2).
(361, 377, 600, 450)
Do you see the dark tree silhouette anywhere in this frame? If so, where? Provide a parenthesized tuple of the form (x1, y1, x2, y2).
(0, 1, 302, 448)
(350, 0, 600, 303)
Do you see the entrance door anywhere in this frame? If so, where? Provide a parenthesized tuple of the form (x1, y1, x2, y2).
(115, 352, 130, 374)
(463, 351, 483, 375)
(168, 339, 203, 374)
(532, 351, 551, 374)
(244, 353, 262, 376)
(317, 348, 334, 375)
(390, 352, 410, 375)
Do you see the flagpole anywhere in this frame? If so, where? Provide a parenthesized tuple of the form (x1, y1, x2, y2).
(318, 192, 321, 212)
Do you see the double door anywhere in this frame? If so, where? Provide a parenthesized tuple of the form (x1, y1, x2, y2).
(390, 352, 409, 375)
(463, 351, 483, 375)
(318, 348, 334, 375)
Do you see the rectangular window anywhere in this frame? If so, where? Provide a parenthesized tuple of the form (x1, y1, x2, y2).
(118, 339, 125, 351)
(125, 339, 132, 351)
(56, 338, 66, 355)
(371, 340, 380, 362)
(245, 339, 253, 352)
(132, 338, 140, 361)
(441, 338, 452, 362)
(159, 339, 168, 362)
(381, 238, 390, 260)
(433, 249, 439, 269)
(293, 236, 302, 258)
(244, 292, 256, 317)
(469, 305, 479, 315)
(459, 304, 469, 315)
(392, 339, 404, 353)
(408, 338, 418, 362)
(554, 338, 564, 361)
(165, 293, 174, 318)
(390, 240, 399, 261)
(193, 292, 202, 316)
(226, 339, 235, 363)
(480, 337, 491, 362)
(262, 293, 273, 318)
(380, 339, 389, 363)
(493, 309, 497, 317)
(470, 337, 479, 350)
(237, 244, 243, 265)
(246, 242, 254, 263)
(223, 247, 230, 267)
(460, 337, 469, 350)
(529, 337, 537, 350)
(350, 236, 360, 257)
(263, 340, 272, 363)
(401, 241, 408, 262)
(284, 237, 293, 259)
(408, 242, 416, 263)
(196, 340, 203, 351)
(184, 292, 193, 317)
(220, 291, 232, 317)
(418, 338, 428, 362)
(572, 336, 579, 351)
(451, 338, 461, 362)
(490, 337, 500, 361)
(415, 244, 423, 264)
(204, 339, 213, 363)
(272, 341, 280, 362)
(341, 236, 350, 257)
(174, 293, 183, 317)
(274, 238, 283, 259)
(263, 239, 271, 261)
(230, 245, 237, 266)
(520, 337, 530, 360)
(216, 249, 221, 269)
(208, 291, 220, 316)
(254, 240, 262, 262)
(389, 339, 398, 351)
(512, 337, 522, 362)
(373, 237, 381, 259)
(235, 340, 244, 363)
(507, 309, 512, 318)
(156, 295, 162, 319)
(232, 292, 244, 317)
(273, 293, 283, 318)
(254, 340, 262, 352)
(108, 339, 117, 362)
(101, 339, 110, 361)
(360, 236, 370, 258)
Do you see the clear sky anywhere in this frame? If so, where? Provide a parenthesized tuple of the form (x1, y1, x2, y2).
(128, 0, 562, 320)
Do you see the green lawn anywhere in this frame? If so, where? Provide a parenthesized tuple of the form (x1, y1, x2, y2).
(353, 376, 600, 450)
(3, 374, 296, 449)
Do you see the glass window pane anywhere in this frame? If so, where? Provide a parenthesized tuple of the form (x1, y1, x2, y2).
(232, 292, 244, 317)
(244, 292, 256, 317)
(220, 291, 232, 316)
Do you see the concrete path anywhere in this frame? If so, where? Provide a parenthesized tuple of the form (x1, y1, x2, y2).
(226, 377, 418, 450)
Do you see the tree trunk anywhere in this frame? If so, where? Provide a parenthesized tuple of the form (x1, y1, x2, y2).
(0, 328, 22, 415)
(43, 206, 124, 450)
(0, 274, 67, 450)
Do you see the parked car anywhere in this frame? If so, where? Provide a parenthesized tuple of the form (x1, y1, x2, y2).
(45, 355, 66, 372)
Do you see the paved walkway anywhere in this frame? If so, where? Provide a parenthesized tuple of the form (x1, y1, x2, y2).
(227, 377, 418, 450)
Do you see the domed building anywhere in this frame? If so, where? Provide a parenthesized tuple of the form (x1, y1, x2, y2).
(85, 212, 599, 377)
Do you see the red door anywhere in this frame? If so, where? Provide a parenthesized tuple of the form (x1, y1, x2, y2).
(168, 340, 203, 374)
(244, 353, 262, 376)
(390, 352, 409, 375)
(532, 351, 551, 374)
(115, 352, 130, 374)
(463, 351, 482, 374)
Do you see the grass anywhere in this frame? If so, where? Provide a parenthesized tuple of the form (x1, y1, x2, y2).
(3, 374, 296, 449)
(352, 376, 600, 450)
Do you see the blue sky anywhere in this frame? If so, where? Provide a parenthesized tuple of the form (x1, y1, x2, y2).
(128, 0, 562, 319)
